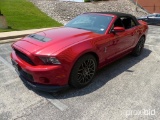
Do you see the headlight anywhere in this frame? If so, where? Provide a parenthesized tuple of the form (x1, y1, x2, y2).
(39, 56, 61, 65)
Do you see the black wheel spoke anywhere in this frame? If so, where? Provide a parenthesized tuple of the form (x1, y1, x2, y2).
(132, 37, 145, 56)
(77, 59, 96, 85)
(70, 55, 97, 88)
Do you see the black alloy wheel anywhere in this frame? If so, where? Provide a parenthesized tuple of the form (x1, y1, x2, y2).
(69, 54, 97, 88)
(132, 37, 145, 56)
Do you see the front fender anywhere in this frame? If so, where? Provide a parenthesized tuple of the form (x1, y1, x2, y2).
(54, 40, 99, 80)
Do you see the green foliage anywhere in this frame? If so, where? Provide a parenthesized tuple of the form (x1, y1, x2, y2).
(84, 0, 109, 2)
(84, 0, 91, 2)
(0, 0, 62, 32)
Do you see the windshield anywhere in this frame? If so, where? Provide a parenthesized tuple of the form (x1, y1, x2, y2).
(147, 14, 156, 17)
(65, 14, 113, 34)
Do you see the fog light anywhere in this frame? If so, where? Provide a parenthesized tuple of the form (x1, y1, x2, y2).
(39, 77, 49, 83)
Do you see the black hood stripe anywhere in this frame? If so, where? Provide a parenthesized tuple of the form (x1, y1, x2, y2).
(28, 34, 51, 42)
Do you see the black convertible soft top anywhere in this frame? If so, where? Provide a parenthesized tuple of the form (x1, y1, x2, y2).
(84, 12, 140, 25)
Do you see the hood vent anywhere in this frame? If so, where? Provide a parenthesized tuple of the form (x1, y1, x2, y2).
(28, 34, 51, 42)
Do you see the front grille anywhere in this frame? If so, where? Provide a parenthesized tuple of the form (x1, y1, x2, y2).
(20, 69, 34, 82)
(14, 49, 35, 65)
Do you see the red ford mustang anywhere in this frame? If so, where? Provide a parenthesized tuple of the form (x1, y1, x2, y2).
(11, 12, 148, 92)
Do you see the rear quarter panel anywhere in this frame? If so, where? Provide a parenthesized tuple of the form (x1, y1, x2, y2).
(133, 20, 148, 47)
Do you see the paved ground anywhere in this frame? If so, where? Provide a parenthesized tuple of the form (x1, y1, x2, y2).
(0, 25, 160, 120)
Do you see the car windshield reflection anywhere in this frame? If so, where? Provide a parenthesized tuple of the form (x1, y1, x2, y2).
(65, 14, 113, 34)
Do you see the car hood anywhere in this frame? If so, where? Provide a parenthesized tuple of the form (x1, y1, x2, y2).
(13, 27, 100, 56)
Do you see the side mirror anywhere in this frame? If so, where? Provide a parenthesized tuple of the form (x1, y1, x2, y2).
(111, 27, 125, 33)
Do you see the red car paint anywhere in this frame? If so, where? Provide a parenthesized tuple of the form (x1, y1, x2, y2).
(10, 13, 148, 89)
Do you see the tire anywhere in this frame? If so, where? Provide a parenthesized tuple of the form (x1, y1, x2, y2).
(132, 37, 145, 56)
(69, 54, 97, 88)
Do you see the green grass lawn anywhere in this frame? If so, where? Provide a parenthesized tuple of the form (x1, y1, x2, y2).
(0, 0, 62, 32)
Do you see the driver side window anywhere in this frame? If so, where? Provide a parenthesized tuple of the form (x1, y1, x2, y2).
(114, 17, 136, 29)
(114, 18, 124, 27)
(156, 14, 160, 17)
(147, 14, 155, 18)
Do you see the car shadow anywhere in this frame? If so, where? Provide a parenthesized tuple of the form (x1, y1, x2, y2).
(31, 48, 152, 99)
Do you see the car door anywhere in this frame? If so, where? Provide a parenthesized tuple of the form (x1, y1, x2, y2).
(113, 17, 136, 55)
(98, 17, 128, 60)
(155, 14, 160, 24)
(95, 34, 119, 61)
(96, 17, 137, 63)
(147, 14, 156, 24)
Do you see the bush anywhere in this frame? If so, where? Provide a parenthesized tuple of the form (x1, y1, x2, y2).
(84, 0, 91, 2)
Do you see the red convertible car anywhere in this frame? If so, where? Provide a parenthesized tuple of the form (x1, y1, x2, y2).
(11, 12, 148, 92)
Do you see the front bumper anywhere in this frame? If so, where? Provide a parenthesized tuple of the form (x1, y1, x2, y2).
(11, 51, 69, 92)
(20, 75, 68, 92)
